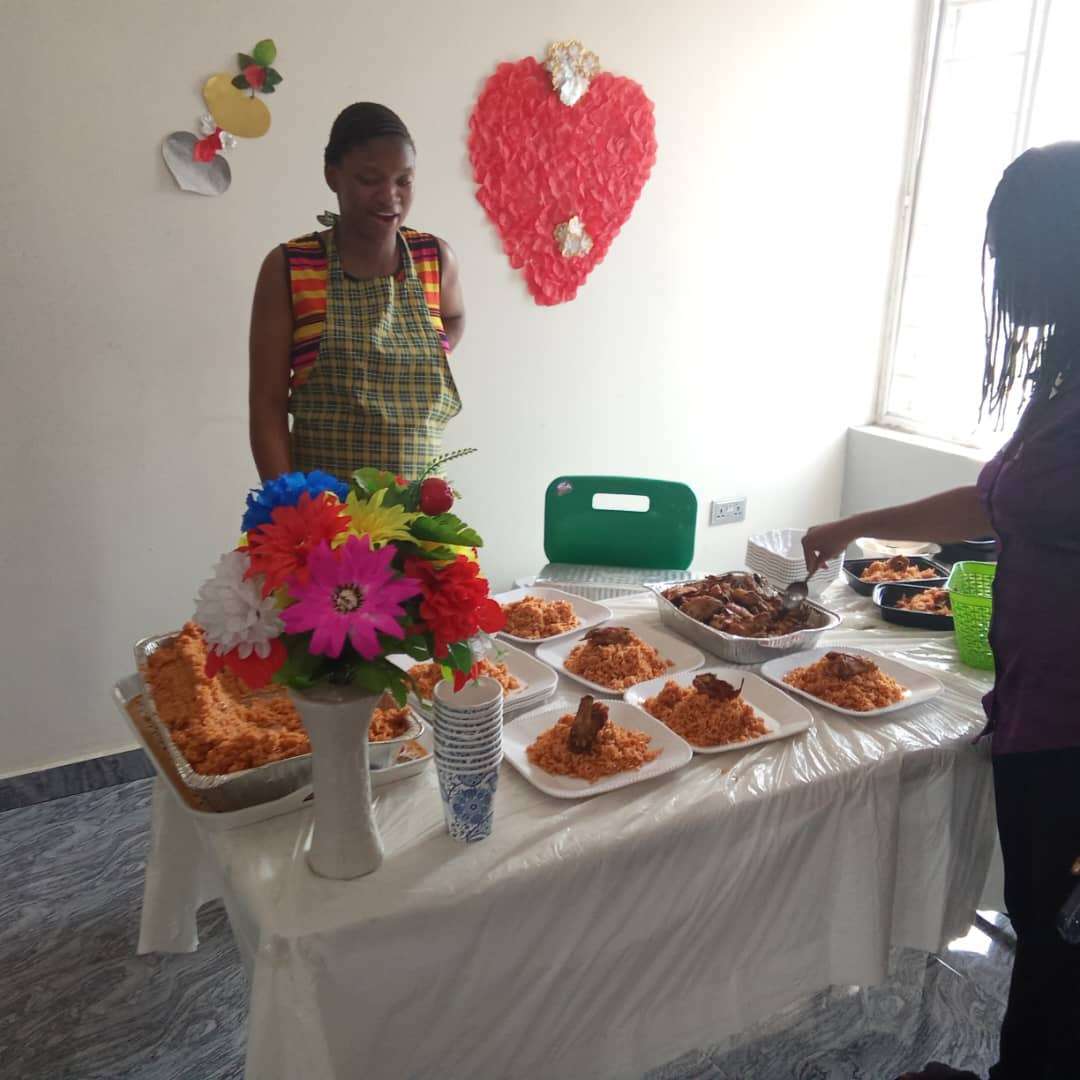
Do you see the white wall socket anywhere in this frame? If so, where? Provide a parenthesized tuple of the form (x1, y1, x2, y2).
(709, 497, 747, 526)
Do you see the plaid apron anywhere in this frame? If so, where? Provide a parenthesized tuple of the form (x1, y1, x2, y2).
(290, 229, 461, 481)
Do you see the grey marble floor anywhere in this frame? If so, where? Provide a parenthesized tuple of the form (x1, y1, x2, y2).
(0, 780, 1012, 1080)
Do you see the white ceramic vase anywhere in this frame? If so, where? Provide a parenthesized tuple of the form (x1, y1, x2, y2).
(289, 685, 384, 880)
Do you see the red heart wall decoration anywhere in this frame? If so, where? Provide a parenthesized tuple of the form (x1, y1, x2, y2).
(468, 54, 657, 305)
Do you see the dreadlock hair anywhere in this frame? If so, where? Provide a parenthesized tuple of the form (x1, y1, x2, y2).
(982, 141, 1080, 423)
(324, 103, 414, 168)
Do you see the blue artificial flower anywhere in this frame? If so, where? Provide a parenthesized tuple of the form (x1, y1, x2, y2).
(241, 470, 350, 534)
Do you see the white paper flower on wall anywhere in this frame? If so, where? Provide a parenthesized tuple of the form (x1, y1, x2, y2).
(554, 215, 594, 258)
(545, 40, 601, 107)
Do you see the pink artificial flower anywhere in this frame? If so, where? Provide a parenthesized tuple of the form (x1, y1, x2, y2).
(282, 536, 421, 660)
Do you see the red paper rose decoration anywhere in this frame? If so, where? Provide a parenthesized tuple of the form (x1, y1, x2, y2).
(405, 555, 505, 658)
(469, 57, 657, 305)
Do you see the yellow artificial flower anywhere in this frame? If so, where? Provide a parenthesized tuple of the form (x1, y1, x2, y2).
(339, 488, 418, 548)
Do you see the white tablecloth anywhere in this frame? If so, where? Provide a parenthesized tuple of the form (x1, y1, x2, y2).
(137, 584, 999, 1080)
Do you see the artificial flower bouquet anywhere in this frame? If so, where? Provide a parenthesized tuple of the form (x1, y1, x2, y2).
(193, 450, 506, 701)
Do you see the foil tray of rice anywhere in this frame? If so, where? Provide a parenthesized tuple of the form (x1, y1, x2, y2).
(647, 572, 841, 665)
(134, 628, 316, 813)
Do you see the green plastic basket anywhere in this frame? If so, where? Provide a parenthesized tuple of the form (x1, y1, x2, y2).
(946, 561, 996, 670)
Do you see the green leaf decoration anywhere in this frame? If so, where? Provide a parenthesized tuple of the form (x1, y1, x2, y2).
(263, 68, 283, 88)
(231, 73, 249, 90)
(397, 634, 433, 661)
(348, 663, 393, 695)
(262, 84, 276, 94)
(252, 39, 277, 66)
(384, 678, 408, 707)
(237, 53, 257, 69)
(415, 544, 461, 563)
(410, 512, 483, 549)
(417, 447, 477, 484)
(272, 637, 327, 690)
(352, 467, 398, 496)
(447, 641, 474, 673)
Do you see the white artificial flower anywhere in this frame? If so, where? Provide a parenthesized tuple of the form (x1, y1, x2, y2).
(546, 40, 600, 107)
(198, 113, 218, 136)
(194, 550, 283, 659)
(219, 132, 238, 153)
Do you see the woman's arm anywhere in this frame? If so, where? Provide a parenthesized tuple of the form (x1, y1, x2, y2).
(249, 247, 294, 481)
(437, 239, 465, 351)
(802, 486, 993, 572)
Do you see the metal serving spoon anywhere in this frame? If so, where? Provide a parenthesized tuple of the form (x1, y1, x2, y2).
(780, 574, 811, 612)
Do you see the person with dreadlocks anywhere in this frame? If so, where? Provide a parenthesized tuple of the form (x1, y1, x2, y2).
(803, 142, 1080, 1080)
(249, 103, 464, 481)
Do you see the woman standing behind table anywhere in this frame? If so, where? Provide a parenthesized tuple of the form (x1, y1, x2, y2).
(804, 143, 1080, 1080)
(249, 103, 465, 481)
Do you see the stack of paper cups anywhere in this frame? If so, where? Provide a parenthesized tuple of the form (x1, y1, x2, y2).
(432, 676, 503, 842)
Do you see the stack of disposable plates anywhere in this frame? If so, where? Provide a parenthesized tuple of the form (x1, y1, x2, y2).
(387, 640, 559, 721)
(488, 639, 560, 718)
(745, 528, 843, 596)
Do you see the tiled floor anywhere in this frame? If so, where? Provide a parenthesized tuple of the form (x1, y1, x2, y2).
(0, 779, 1012, 1079)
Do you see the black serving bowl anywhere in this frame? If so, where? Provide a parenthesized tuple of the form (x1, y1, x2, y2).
(843, 556, 949, 597)
(937, 537, 998, 564)
(872, 582, 954, 631)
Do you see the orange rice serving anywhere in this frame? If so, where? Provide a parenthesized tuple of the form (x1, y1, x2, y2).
(408, 657, 522, 700)
(644, 677, 768, 747)
(895, 587, 952, 615)
(860, 556, 939, 583)
(783, 651, 906, 711)
(368, 700, 415, 742)
(144, 623, 309, 775)
(564, 627, 672, 690)
(502, 594, 580, 639)
(526, 709, 660, 781)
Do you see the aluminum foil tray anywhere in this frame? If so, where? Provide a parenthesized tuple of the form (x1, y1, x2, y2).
(646, 579, 842, 665)
(134, 631, 312, 813)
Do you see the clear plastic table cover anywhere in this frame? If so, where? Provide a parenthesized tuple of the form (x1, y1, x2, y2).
(137, 583, 999, 1080)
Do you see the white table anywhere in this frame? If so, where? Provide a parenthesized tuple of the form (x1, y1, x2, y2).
(137, 583, 999, 1080)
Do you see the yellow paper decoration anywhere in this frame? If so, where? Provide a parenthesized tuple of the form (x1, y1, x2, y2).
(202, 73, 271, 138)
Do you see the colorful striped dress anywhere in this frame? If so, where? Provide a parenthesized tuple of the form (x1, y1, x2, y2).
(282, 226, 460, 481)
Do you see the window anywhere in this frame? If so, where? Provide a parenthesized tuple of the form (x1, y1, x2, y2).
(878, 0, 1079, 448)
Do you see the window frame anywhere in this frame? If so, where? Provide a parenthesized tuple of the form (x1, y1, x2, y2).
(874, 0, 1052, 448)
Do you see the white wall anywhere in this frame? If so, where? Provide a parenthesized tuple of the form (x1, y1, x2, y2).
(841, 426, 987, 517)
(0, 0, 921, 776)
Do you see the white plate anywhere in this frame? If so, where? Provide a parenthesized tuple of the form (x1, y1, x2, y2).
(493, 586, 612, 644)
(386, 642, 558, 712)
(623, 667, 814, 754)
(505, 689, 557, 718)
(758, 647, 944, 718)
(502, 699, 693, 799)
(535, 616, 706, 696)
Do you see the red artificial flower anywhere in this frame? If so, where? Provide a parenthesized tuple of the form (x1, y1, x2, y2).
(453, 662, 481, 692)
(205, 637, 286, 690)
(244, 64, 267, 90)
(193, 128, 223, 163)
(245, 492, 350, 596)
(405, 555, 506, 658)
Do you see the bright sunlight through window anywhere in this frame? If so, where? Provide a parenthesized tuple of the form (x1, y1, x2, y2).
(879, 0, 1080, 449)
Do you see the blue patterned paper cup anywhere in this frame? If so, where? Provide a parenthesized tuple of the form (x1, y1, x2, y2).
(434, 729, 501, 751)
(435, 761, 501, 843)
(433, 676, 503, 712)
(435, 748, 503, 772)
